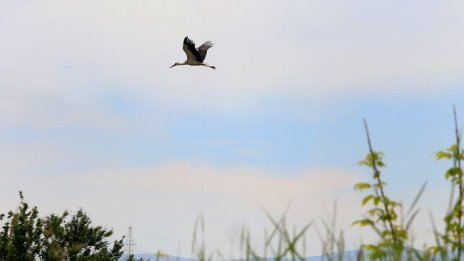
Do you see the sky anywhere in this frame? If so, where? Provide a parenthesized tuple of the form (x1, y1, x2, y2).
(0, 0, 464, 257)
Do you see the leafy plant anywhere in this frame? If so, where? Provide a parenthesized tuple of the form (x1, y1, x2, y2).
(428, 107, 464, 260)
(0, 192, 124, 260)
(353, 120, 410, 260)
(0, 191, 42, 260)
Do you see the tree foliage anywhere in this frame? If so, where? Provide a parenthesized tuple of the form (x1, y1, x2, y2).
(0, 192, 124, 261)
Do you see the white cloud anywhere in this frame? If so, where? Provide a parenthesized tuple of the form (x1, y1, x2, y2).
(0, 156, 447, 256)
(0, 160, 363, 256)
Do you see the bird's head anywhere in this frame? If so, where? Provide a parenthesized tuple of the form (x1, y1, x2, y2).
(170, 62, 181, 69)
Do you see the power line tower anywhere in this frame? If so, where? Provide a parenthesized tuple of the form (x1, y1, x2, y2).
(125, 226, 136, 256)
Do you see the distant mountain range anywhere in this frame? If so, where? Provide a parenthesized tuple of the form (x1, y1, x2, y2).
(119, 250, 362, 261)
(119, 254, 193, 261)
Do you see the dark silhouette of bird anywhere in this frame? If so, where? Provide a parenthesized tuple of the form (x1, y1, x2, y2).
(170, 36, 216, 70)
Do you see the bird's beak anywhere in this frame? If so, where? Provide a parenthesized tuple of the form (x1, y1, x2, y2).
(169, 64, 176, 69)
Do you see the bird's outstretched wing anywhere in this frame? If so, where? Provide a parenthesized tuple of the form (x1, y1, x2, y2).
(183, 37, 201, 62)
(197, 41, 214, 62)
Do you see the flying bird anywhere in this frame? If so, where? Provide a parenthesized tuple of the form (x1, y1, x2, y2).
(170, 36, 216, 70)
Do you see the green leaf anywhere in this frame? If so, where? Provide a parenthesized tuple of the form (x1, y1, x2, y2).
(364, 245, 387, 260)
(396, 229, 408, 240)
(362, 195, 375, 206)
(436, 150, 452, 160)
(354, 183, 372, 191)
(359, 151, 385, 168)
(445, 167, 463, 180)
(368, 208, 384, 217)
(377, 160, 385, 167)
(448, 144, 459, 152)
(352, 218, 374, 227)
(358, 159, 371, 167)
